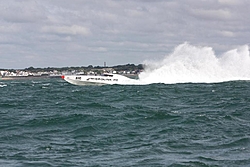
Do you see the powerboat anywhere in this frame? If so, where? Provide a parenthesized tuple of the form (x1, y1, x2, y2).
(61, 73, 141, 85)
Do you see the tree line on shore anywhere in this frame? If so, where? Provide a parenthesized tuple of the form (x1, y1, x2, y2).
(1, 64, 144, 73)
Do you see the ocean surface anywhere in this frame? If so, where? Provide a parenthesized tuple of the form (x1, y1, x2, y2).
(1, 78, 250, 166)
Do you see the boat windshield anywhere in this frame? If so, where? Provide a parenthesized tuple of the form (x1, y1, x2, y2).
(103, 74, 113, 77)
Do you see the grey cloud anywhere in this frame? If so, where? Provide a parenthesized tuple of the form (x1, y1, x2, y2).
(189, 8, 232, 20)
(0, 1, 47, 23)
(218, 0, 246, 6)
(41, 25, 91, 36)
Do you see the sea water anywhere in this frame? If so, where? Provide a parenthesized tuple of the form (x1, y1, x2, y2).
(1, 44, 250, 166)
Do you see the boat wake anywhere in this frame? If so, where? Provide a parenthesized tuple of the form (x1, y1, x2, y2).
(138, 43, 250, 84)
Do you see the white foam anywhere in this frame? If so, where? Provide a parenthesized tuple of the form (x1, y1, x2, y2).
(138, 43, 250, 84)
(0, 84, 7, 87)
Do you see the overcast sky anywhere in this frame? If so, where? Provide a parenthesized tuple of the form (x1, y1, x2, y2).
(0, 0, 249, 69)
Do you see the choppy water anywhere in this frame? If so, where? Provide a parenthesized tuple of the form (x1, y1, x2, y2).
(1, 78, 250, 166)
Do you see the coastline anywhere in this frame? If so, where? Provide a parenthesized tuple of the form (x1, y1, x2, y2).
(0, 75, 61, 80)
(0, 74, 138, 81)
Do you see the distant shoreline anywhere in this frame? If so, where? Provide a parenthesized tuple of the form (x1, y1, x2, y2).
(0, 73, 139, 80)
(1, 64, 143, 81)
(0, 75, 61, 80)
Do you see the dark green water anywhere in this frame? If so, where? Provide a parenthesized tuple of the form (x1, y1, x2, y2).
(1, 79, 250, 166)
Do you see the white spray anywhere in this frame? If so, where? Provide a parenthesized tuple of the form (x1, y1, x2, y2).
(138, 43, 250, 84)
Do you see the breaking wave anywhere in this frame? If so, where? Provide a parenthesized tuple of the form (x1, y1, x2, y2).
(139, 43, 250, 84)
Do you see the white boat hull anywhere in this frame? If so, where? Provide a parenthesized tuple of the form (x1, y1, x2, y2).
(62, 74, 142, 85)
